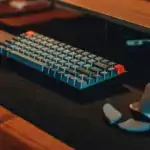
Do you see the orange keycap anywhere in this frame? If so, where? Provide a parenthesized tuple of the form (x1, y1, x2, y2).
(114, 64, 125, 74)
(26, 30, 34, 36)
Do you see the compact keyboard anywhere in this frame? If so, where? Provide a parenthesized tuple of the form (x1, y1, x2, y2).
(0, 31, 126, 90)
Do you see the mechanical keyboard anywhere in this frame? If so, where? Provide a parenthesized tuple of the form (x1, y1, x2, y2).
(0, 31, 126, 91)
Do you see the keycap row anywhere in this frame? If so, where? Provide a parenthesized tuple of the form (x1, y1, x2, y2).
(7, 39, 105, 62)
(1, 47, 118, 76)
(13, 34, 116, 65)
(4, 43, 117, 70)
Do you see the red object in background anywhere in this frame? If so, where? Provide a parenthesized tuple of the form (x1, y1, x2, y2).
(26, 30, 34, 36)
(114, 64, 125, 74)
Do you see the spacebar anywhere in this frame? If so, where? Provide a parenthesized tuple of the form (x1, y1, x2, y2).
(9, 51, 45, 72)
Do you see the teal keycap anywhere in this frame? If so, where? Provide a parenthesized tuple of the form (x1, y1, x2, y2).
(47, 50, 54, 55)
(47, 61, 55, 67)
(75, 54, 82, 60)
(95, 56, 103, 61)
(65, 62, 72, 68)
(101, 59, 109, 64)
(58, 43, 66, 47)
(52, 57, 60, 63)
(37, 34, 44, 39)
(77, 68, 93, 76)
(14, 47, 21, 52)
(0, 45, 5, 54)
(38, 45, 43, 49)
(59, 60, 66, 65)
(70, 47, 77, 51)
(76, 49, 84, 53)
(60, 66, 68, 72)
(30, 54, 38, 59)
(49, 68, 57, 77)
(47, 55, 54, 60)
(92, 74, 103, 82)
(62, 74, 71, 83)
(41, 47, 48, 52)
(67, 69, 77, 76)
(46, 43, 53, 47)
(63, 50, 70, 55)
(52, 40, 59, 45)
(68, 76, 77, 86)
(40, 52, 48, 58)
(1, 47, 12, 55)
(57, 47, 64, 52)
(84, 77, 95, 85)
(36, 51, 42, 55)
(58, 54, 65, 59)
(76, 79, 88, 89)
(83, 51, 90, 56)
(64, 56, 72, 62)
(26, 41, 33, 45)
(94, 62, 108, 69)
(41, 58, 49, 64)
(20, 49, 26, 54)
(83, 64, 92, 70)
(42, 37, 49, 41)
(36, 56, 43, 61)
(36, 39, 42, 43)
(88, 54, 96, 59)
(44, 65, 52, 74)
(30, 48, 37, 53)
(47, 38, 54, 42)
(108, 67, 117, 77)
(24, 51, 31, 56)
(90, 67, 102, 74)
(81, 56, 89, 62)
(9, 45, 16, 50)
(53, 52, 60, 57)
(14, 42, 22, 46)
(70, 65, 79, 71)
(64, 45, 72, 49)
(78, 74, 86, 80)
(77, 61, 85, 67)
(51, 45, 59, 49)
(68, 52, 76, 57)
(108, 62, 117, 66)
(56, 71, 64, 80)
(87, 59, 95, 65)
(53, 63, 62, 69)
(35, 44, 41, 49)
(71, 59, 78, 64)
(41, 41, 47, 45)
(100, 71, 110, 80)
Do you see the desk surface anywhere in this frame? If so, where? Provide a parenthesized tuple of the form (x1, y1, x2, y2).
(0, 7, 79, 26)
(1, 10, 150, 149)
(60, 0, 150, 32)
(1, 27, 150, 149)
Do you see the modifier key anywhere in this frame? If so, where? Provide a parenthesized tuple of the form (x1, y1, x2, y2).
(77, 68, 93, 76)
(94, 62, 108, 69)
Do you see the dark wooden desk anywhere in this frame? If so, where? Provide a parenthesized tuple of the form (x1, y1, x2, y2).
(59, 0, 150, 33)
(0, 3, 150, 149)
(0, 106, 74, 150)
(1, 21, 150, 150)
(0, 7, 79, 26)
